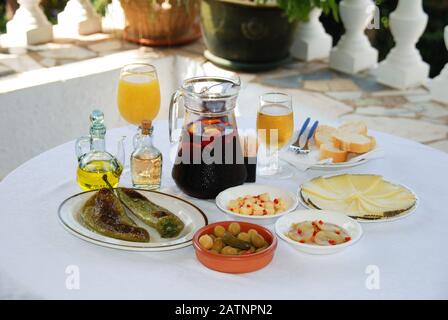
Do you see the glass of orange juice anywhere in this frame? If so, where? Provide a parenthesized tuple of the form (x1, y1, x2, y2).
(256, 92, 294, 177)
(117, 63, 160, 125)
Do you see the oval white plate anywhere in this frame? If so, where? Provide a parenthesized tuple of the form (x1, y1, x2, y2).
(298, 174, 419, 223)
(216, 184, 299, 225)
(275, 210, 363, 255)
(58, 189, 208, 251)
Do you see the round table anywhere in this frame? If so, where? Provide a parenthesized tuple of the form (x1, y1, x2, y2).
(1, 120, 447, 299)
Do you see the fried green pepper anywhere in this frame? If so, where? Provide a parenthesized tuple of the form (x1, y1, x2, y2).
(116, 188, 185, 238)
(80, 188, 150, 242)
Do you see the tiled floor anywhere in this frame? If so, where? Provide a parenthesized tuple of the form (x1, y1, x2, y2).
(1, 33, 447, 154)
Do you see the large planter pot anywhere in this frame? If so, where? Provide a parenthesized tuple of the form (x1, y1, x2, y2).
(200, 0, 296, 71)
(121, 0, 201, 46)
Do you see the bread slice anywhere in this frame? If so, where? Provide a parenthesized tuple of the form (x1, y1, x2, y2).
(332, 131, 375, 154)
(314, 125, 337, 148)
(319, 143, 348, 163)
(338, 121, 368, 135)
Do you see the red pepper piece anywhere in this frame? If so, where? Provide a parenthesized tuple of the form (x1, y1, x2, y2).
(328, 240, 336, 245)
(345, 237, 351, 241)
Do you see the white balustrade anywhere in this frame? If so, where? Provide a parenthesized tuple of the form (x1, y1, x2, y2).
(102, 0, 125, 32)
(57, 0, 102, 36)
(5, 0, 53, 46)
(377, 0, 429, 89)
(430, 26, 448, 104)
(329, 0, 378, 74)
(291, 8, 332, 61)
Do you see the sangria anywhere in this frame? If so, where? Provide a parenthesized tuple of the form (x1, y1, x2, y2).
(172, 116, 247, 199)
(169, 76, 247, 199)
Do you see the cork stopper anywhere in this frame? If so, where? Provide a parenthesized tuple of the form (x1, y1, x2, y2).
(141, 120, 152, 135)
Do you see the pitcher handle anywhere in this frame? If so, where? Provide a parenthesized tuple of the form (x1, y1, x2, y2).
(169, 91, 181, 143)
(75, 136, 91, 161)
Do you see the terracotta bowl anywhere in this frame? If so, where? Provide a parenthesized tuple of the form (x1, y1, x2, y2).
(193, 221, 277, 274)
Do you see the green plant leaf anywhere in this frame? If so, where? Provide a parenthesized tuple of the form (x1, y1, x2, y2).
(256, 0, 339, 22)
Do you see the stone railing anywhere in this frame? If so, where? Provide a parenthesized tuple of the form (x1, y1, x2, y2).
(1, 0, 447, 103)
(1, 0, 124, 43)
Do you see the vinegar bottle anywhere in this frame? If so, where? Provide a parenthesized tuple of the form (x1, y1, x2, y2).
(130, 120, 162, 190)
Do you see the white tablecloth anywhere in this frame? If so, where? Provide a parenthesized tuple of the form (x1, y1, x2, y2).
(1, 119, 447, 299)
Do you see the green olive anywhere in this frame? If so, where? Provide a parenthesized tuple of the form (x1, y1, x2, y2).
(213, 225, 226, 238)
(248, 229, 258, 238)
(211, 237, 224, 252)
(239, 245, 256, 255)
(251, 233, 267, 248)
(227, 222, 241, 236)
(237, 232, 250, 242)
(199, 234, 213, 250)
(256, 245, 268, 253)
(221, 246, 239, 255)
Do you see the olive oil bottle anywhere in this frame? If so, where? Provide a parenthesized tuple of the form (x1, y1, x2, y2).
(75, 110, 124, 191)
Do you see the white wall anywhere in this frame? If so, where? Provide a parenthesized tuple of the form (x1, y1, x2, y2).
(0, 53, 219, 178)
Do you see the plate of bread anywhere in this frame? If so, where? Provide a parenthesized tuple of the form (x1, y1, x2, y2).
(310, 121, 381, 169)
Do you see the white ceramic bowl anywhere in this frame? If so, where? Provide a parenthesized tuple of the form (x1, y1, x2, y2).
(216, 184, 299, 225)
(275, 210, 363, 255)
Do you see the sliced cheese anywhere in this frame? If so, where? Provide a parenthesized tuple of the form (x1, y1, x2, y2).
(322, 174, 357, 196)
(309, 177, 346, 197)
(306, 194, 349, 212)
(301, 183, 341, 200)
(300, 174, 417, 218)
(349, 175, 382, 193)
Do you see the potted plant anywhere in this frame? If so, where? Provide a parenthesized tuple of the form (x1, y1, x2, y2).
(200, 0, 338, 71)
(120, 0, 202, 46)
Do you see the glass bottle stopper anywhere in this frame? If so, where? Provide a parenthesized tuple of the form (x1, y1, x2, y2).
(89, 110, 106, 137)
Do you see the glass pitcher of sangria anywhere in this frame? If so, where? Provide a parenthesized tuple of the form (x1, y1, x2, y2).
(169, 76, 247, 199)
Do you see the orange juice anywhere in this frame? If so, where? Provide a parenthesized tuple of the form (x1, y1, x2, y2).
(117, 74, 161, 125)
(257, 104, 294, 149)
